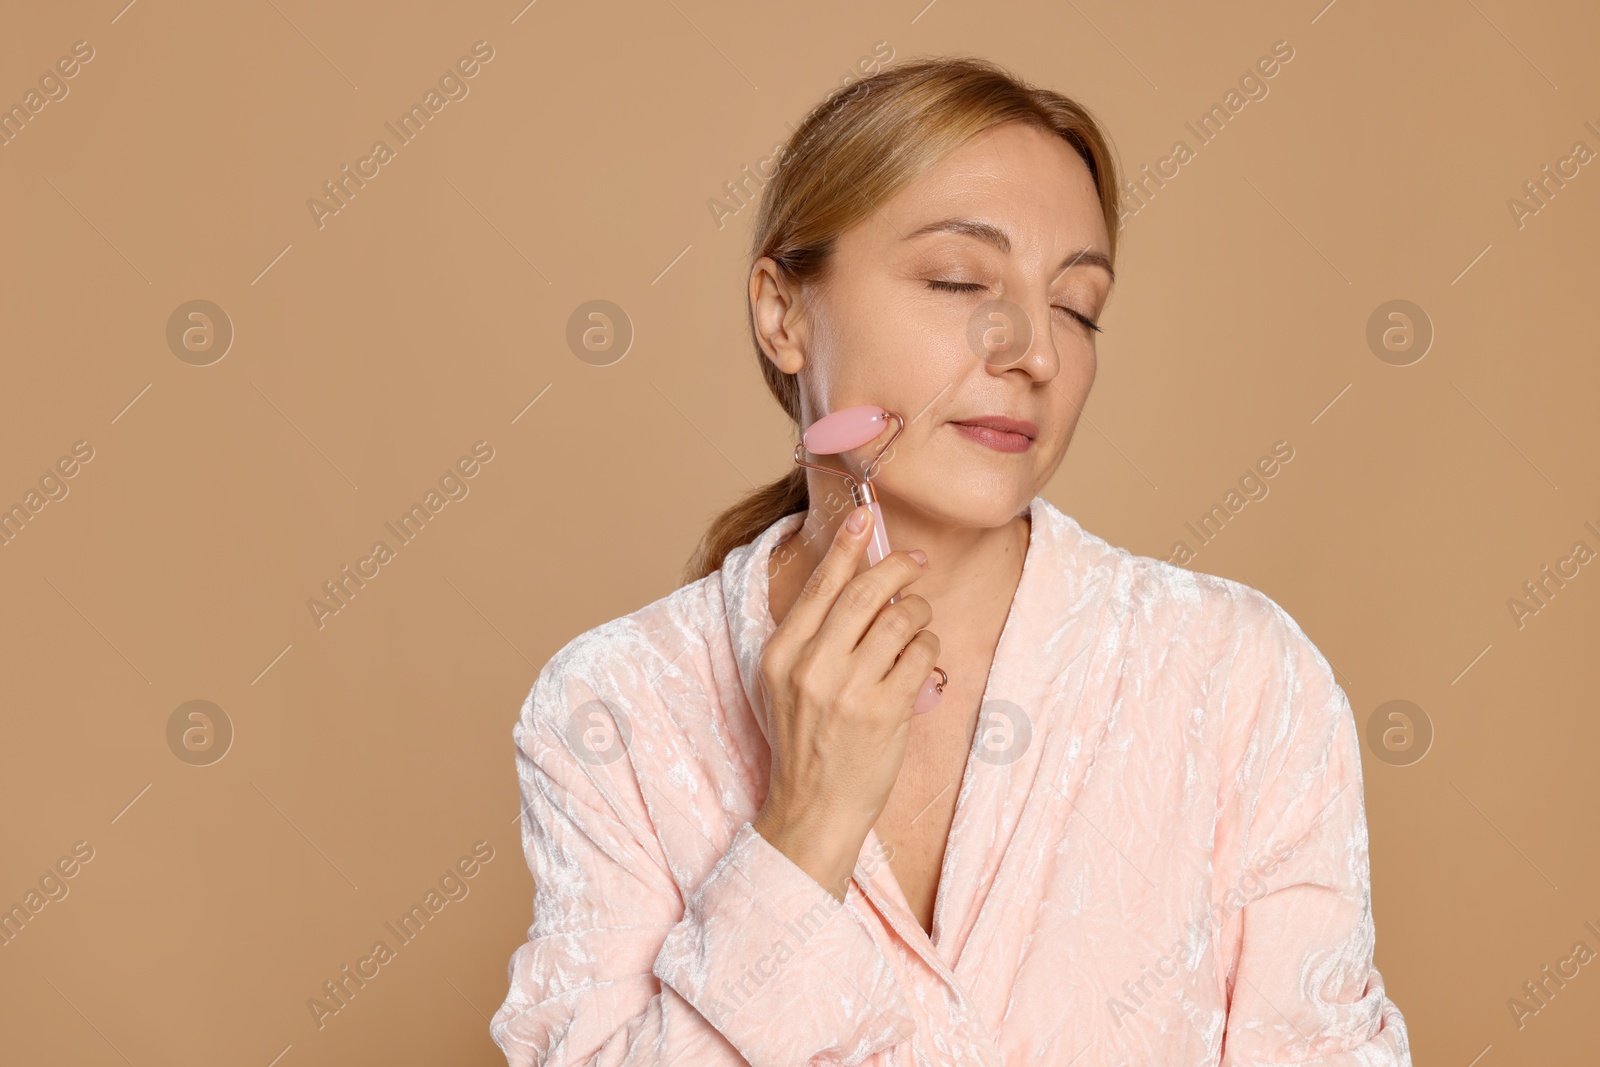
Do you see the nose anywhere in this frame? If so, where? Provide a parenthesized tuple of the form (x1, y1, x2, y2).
(975, 298, 1060, 382)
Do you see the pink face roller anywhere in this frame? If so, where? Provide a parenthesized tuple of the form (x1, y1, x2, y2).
(795, 405, 948, 710)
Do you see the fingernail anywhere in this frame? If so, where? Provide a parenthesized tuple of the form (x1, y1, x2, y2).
(913, 673, 944, 714)
(846, 506, 869, 533)
(908, 549, 928, 566)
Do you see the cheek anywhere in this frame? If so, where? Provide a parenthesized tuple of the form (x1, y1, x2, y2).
(1055, 329, 1098, 391)
(1042, 344, 1095, 448)
(1071, 349, 1098, 401)
(822, 295, 970, 401)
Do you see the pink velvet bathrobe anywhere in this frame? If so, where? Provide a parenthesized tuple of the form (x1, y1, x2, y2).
(490, 495, 1412, 1066)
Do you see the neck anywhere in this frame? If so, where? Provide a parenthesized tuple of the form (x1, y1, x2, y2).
(773, 482, 1032, 628)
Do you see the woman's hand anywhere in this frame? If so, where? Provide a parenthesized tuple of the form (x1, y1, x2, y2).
(752, 504, 942, 901)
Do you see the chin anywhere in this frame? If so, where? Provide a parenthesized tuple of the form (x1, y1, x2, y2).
(886, 475, 1034, 529)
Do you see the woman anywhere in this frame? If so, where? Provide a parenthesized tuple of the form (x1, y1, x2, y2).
(491, 55, 1412, 1066)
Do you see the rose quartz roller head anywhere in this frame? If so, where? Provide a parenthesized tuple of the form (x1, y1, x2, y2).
(795, 404, 948, 712)
(800, 405, 900, 573)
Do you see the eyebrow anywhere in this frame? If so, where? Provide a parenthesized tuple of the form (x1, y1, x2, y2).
(902, 216, 1115, 283)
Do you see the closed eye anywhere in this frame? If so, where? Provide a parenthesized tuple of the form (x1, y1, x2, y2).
(925, 279, 1103, 334)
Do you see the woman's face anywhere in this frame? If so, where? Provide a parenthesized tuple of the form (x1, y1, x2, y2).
(754, 120, 1115, 529)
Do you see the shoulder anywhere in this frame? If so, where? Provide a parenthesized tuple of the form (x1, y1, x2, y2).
(1093, 536, 1353, 778)
(1059, 506, 1337, 696)
(1143, 555, 1316, 662)
(516, 573, 728, 749)
(1129, 554, 1348, 755)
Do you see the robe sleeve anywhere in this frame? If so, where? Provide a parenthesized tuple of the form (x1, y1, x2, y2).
(490, 644, 916, 1067)
(1213, 593, 1414, 1066)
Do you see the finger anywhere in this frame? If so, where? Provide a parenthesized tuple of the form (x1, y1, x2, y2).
(813, 546, 929, 658)
(853, 593, 934, 679)
(777, 503, 876, 646)
(884, 629, 943, 715)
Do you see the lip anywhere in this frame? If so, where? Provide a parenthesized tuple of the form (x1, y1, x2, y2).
(949, 415, 1037, 453)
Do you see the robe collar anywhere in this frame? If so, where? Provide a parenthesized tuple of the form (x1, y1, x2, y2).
(720, 493, 1087, 747)
(716, 492, 1122, 1018)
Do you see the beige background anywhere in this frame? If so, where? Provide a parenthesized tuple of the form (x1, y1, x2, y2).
(1, 0, 1596, 1063)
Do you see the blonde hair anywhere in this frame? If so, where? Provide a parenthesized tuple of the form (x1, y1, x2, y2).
(682, 54, 1122, 584)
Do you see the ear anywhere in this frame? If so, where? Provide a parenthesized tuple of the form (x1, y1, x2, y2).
(749, 256, 808, 376)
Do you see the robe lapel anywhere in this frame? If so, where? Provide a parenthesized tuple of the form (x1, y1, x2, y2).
(880, 499, 1115, 977)
(719, 507, 806, 752)
(939, 503, 1132, 1020)
(719, 497, 1117, 1013)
